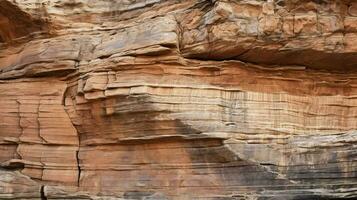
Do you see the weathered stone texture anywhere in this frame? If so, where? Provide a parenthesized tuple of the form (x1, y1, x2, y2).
(0, 0, 357, 199)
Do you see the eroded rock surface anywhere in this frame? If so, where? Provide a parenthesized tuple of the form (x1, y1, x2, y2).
(0, 0, 357, 199)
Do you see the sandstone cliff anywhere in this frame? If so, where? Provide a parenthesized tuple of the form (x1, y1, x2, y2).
(0, 0, 357, 199)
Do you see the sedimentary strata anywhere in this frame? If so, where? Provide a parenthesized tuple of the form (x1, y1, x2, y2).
(0, 0, 356, 199)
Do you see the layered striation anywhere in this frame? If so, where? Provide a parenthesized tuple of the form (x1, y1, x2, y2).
(0, 0, 357, 199)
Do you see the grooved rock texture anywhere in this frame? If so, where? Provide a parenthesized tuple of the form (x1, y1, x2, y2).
(0, 0, 357, 199)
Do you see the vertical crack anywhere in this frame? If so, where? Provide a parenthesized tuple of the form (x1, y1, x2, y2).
(13, 99, 23, 165)
(15, 100, 23, 160)
(76, 149, 81, 187)
(62, 83, 82, 187)
(39, 154, 45, 182)
(15, 100, 24, 140)
(40, 185, 47, 200)
(37, 100, 47, 143)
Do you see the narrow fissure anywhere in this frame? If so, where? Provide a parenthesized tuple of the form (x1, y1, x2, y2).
(40, 185, 47, 200)
(76, 150, 81, 187)
(61, 86, 82, 187)
(37, 100, 47, 143)
(15, 100, 23, 160)
(15, 100, 23, 139)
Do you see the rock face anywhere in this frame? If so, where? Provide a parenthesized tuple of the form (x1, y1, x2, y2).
(0, 0, 357, 199)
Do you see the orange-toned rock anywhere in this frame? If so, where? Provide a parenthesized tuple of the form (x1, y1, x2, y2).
(0, 0, 357, 199)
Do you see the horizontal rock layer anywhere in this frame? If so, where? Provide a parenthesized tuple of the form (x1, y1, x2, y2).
(0, 0, 356, 199)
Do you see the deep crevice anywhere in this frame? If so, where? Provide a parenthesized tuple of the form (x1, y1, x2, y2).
(98, 54, 112, 59)
(40, 185, 47, 200)
(61, 85, 82, 187)
(76, 150, 81, 187)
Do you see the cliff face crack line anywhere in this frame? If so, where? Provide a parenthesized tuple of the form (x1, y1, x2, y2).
(40, 185, 47, 200)
(15, 100, 23, 141)
(37, 100, 47, 144)
(76, 149, 81, 187)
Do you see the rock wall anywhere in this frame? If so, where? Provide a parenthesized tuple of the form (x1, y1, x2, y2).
(0, 0, 357, 199)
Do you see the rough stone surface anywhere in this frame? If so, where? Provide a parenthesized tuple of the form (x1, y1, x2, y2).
(0, 0, 357, 199)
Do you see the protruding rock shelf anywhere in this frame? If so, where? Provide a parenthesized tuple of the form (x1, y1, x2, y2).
(0, 0, 356, 199)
